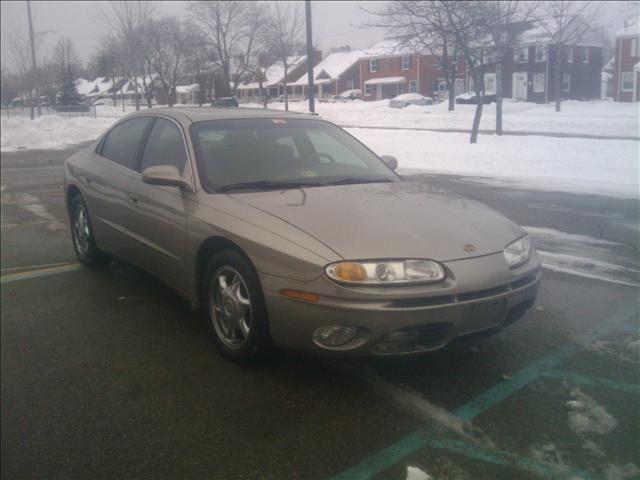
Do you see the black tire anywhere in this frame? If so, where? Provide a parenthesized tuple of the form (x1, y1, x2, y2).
(202, 250, 271, 363)
(69, 194, 111, 268)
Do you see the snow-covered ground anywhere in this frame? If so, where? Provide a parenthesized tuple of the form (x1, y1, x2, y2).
(349, 128, 639, 198)
(244, 99, 640, 138)
(1, 101, 637, 199)
(0, 115, 114, 152)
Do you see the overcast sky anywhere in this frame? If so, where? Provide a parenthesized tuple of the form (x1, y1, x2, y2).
(1, 0, 636, 72)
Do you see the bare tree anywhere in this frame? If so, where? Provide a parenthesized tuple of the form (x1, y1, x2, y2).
(531, 0, 602, 112)
(7, 26, 35, 109)
(264, 2, 305, 111)
(483, 1, 536, 134)
(100, 0, 155, 110)
(364, 1, 461, 112)
(144, 17, 193, 107)
(52, 36, 82, 104)
(189, 1, 263, 98)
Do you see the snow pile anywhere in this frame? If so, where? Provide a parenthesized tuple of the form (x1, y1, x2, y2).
(405, 466, 432, 480)
(566, 387, 617, 435)
(0, 115, 114, 152)
(348, 128, 639, 198)
(529, 443, 572, 476)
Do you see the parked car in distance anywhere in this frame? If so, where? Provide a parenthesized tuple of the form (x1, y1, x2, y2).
(212, 97, 239, 107)
(92, 99, 107, 106)
(64, 107, 540, 363)
(329, 89, 362, 102)
(389, 93, 434, 108)
(456, 92, 497, 104)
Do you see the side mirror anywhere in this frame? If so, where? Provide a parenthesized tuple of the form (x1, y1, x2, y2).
(142, 165, 192, 191)
(380, 155, 398, 170)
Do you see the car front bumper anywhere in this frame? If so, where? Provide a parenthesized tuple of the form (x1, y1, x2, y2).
(260, 251, 542, 355)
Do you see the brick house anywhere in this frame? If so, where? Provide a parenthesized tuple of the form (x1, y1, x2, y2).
(613, 20, 640, 102)
(289, 49, 362, 98)
(358, 40, 467, 101)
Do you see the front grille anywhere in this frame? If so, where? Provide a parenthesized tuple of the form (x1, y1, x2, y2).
(371, 323, 451, 354)
(388, 272, 538, 309)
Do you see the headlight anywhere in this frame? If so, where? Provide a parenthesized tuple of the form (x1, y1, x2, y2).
(325, 259, 445, 285)
(503, 235, 531, 268)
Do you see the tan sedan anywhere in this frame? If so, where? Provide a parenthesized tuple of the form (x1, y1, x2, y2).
(64, 108, 540, 362)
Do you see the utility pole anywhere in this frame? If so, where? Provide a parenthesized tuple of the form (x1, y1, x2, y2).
(305, 0, 315, 113)
(26, 0, 40, 119)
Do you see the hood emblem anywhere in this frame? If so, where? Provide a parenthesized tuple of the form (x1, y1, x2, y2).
(463, 243, 476, 252)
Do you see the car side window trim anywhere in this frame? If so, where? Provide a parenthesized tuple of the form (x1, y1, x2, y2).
(134, 117, 158, 172)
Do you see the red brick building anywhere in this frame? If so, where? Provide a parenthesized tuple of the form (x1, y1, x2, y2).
(358, 41, 467, 101)
(613, 21, 640, 102)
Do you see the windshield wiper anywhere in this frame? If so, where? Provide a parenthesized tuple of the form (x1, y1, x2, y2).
(322, 177, 393, 186)
(216, 180, 321, 192)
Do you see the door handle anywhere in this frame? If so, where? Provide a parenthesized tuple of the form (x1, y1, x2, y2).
(128, 194, 139, 204)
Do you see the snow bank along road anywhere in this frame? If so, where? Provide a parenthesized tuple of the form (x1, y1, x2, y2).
(1, 146, 638, 480)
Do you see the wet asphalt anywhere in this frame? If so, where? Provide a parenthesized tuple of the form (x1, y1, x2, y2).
(1, 145, 638, 480)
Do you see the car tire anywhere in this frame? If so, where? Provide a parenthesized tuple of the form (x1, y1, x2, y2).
(202, 250, 271, 363)
(70, 194, 112, 268)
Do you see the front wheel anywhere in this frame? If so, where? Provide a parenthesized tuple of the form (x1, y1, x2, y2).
(202, 250, 271, 363)
(70, 195, 111, 268)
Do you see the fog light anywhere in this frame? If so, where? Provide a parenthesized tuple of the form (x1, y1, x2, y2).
(313, 325, 358, 347)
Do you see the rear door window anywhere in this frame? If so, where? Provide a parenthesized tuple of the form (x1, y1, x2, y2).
(101, 117, 154, 170)
(140, 118, 188, 173)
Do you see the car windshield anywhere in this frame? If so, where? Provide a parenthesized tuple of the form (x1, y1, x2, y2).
(190, 118, 399, 191)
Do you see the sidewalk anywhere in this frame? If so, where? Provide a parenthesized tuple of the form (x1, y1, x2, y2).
(338, 124, 640, 141)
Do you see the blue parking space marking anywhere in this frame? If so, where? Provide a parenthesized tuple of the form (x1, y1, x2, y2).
(329, 307, 638, 480)
(542, 369, 640, 394)
(0, 263, 82, 284)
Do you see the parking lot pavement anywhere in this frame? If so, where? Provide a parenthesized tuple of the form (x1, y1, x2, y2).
(2, 147, 638, 480)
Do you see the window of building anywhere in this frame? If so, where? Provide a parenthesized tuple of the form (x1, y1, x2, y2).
(369, 59, 378, 73)
(533, 73, 546, 93)
(409, 80, 417, 92)
(535, 45, 547, 62)
(101, 117, 154, 170)
(140, 118, 188, 173)
(564, 46, 573, 63)
(514, 46, 529, 62)
(344, 80, 354, 90)
(484, 73, 496, 94)
(631, 38, 639, 57)
(562, 73, 570, 92)
(577, 46, 589, 63)
(621, 71, 634, 91)
(364, 83, 374, 96)
(401, 56, 411, 70)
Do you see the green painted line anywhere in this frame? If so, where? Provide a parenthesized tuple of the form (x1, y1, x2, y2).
(1, 264, 83, 284)
(542, 369, 640, 394)
(329, 308, 637, 480)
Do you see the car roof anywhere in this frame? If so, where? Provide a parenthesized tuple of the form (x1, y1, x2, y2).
(128, 107, 321, 124)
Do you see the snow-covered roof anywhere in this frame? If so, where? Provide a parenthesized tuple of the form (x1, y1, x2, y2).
(360, 39, 415, 58)
(519, 23, 603, 47)
(617, 20, 640, 38)
(237, 55, 307, 90)
(84, 77, 115, 97)
(290, 50, 364, 86)
(364, 76, 406, 85)
(74, 78, 98, 96)
(176, 83, 199, 93)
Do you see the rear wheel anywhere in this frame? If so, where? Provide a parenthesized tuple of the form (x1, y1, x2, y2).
(202, 250, 271, 363)
(70, 194, 111, 268)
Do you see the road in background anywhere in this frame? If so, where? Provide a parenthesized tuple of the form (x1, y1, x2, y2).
(2, 146, 638, 480)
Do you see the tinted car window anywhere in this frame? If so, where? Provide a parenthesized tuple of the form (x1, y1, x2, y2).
(191, 119, 398, 190)
(140, 118, 188, 173)
(101, 117, 153, 170)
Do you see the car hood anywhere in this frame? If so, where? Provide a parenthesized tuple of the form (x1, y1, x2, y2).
(229, 182, 524, 261)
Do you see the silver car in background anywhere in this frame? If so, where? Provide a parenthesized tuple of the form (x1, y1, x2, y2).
(64, 108, 540, 363)
(389, 93, 435, 108)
